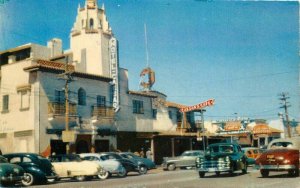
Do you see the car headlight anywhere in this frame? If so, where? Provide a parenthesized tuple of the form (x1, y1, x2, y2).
(225, 156, 230, 162)
(13, 168, 20, 173)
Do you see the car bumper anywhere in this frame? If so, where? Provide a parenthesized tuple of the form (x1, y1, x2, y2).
(255, 164, 296, 170)
(0, 175, 24, 182)
(197, 167, 231, 172)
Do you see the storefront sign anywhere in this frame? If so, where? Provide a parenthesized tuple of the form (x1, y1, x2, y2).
(109, 37, 120, 112)
(62, 130, 76, 143)
(180, 99, 215, 113)
(224, 121, 241, 131)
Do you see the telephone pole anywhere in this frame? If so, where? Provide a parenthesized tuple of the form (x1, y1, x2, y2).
(59, 58, 74, 154)
(279, 92, 291, 138)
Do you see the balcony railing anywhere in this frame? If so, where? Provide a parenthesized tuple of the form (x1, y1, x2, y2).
(91, 106, 115, 118)
(48, 102, 77, 116)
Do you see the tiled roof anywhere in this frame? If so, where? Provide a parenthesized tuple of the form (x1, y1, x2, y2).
(128, 90, 158, 98)
(165, 101, 188, 109)
(24, 59, 112, 82)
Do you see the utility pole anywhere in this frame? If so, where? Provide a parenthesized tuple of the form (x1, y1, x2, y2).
(279, 92, 291, 138)
(59, 57, 74, 154)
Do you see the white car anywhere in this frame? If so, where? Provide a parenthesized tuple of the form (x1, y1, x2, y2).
(49, 154, 107, 181)
(79, 153, 126, 178)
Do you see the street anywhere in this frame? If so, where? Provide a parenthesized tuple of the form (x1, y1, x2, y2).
(30, 167, 300, 188)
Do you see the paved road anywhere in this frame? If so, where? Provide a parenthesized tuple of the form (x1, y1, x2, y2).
(30, 167, 300, 188)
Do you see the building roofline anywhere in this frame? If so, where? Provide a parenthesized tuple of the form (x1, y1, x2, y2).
(24, 59, 112, 82)
(128, 90, 158, 98)
(0, 43, 32, 55)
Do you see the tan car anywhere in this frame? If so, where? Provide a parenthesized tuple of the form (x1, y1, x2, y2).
(49, 154, 107, 181)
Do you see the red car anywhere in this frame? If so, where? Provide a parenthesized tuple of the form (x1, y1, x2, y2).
(255, 137, 300, 177)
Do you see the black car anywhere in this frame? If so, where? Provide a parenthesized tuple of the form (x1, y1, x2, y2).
(99, 152, 141, 175)
(0, 155, 25, 187)
(4, 153, 57, 186)
(119, 152, 156, 174)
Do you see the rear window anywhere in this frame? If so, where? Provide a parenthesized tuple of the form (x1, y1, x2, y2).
(270, 142, 293, 148)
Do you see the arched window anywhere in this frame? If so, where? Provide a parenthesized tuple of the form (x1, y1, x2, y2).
(89, 18, 94, 29)
(78, 88, 86, 106)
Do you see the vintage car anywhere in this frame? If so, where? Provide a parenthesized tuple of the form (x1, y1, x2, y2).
(196, 143, 248, 178)
(0, 155, 25, 187)
(79, 153, 126, 178)
(99, 152, 141, 175)
(162, 150, 204, 171)
(3, 153, 57, 186)
(119, 152, 156, 174)
(255, 137, 300, 177)
(49, 154, 107, 181)
(242, 147, 261, 166)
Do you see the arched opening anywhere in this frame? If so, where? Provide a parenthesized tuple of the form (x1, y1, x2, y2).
(78, 88, 86, 106)
(76, 140, 89, 154)
(89, 18, 94, 29)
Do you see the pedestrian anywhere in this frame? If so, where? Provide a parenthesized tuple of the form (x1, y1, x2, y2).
(146, 148, 153, 160)
(140, 148, 145, 158)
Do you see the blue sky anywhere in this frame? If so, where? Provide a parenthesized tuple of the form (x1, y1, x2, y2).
(0, 0, 299, 121)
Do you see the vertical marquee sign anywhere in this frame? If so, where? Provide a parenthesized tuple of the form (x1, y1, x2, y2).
(109, 37, 120, 112)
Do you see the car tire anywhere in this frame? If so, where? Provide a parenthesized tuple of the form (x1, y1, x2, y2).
(260, 169, 269, 177)
(22, 172, 35, 186)
(138, 165, 148, 175)
(199, 172, 205, 178)
(98, 170, 110, 180)
(75, 175, 86, 181)
(167, 163, 176, 171)
(118, 169, 127, 177)
(242, 161, 247, 174)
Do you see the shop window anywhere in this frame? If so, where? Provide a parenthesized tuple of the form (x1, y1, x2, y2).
(133, 100, 144, 114)
(78, 88, 86, 106)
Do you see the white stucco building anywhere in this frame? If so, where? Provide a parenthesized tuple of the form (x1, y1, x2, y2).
(0, 0, 198, 163)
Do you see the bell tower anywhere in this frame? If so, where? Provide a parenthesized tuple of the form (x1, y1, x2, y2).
(70, 0, 114, 77)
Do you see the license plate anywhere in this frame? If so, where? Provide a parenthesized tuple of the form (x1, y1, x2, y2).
(208, 168, 216, 171)
(267, 155, 274, 159)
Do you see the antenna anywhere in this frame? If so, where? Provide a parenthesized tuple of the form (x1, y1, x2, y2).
(144, 23, 149, 68)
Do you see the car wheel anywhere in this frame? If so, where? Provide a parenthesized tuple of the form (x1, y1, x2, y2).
(199, 172, 205, 178)
(139, 165, 148, 175)
(22, 173, 35, 186)
(167, 163, 176, 171)
(215, 171, 220, 176)
(260, 169, 269, 177)
(98, 170, 110, 180)
(118, 169, 127, 177)
(75, 175, 86, 181)
(242, 161, 247, 174)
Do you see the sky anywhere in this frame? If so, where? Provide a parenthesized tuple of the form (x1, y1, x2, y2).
(0, 0, 299, 122)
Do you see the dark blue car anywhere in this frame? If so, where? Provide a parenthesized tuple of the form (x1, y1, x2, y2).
(4, 153, 57, 186)
(119, 152, 156, 174)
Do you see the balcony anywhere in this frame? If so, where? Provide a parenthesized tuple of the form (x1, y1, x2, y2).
(48, 102, 77, 116)
(91, 106, 115, 119)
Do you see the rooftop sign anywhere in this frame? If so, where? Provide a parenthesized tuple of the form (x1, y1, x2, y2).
(180, 99, 215, 113)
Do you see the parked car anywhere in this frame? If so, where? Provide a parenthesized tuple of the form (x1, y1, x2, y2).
(255, 137, 300, 177)
(99, 152, 141, 175)
(196, 143, 248, 178)
(119, 152, 156, 174)
(162, 150, 204, 171)
(3, 153, 57, 186)
(49, 154, 107, 181)
(79, 153, 126, 178)
(0, 155, 25, 187)
(242, 147, 261, 166)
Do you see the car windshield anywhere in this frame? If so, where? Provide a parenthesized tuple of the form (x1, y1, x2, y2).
(0, 156, 8, 163)
(210, 145, 234, 153)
